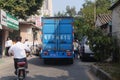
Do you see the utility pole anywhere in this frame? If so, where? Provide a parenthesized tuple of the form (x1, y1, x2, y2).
(94, 0, 96, 27)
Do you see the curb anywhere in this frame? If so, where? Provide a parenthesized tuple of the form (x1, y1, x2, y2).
(90, 64, 112, 80)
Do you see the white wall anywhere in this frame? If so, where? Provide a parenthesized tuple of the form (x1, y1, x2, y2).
(41, 0, 53, 16)
(112, 4, 120, 39)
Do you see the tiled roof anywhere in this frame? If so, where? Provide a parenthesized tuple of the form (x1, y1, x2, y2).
(97, 14, 112, 25)
(19, 21, 40, 29)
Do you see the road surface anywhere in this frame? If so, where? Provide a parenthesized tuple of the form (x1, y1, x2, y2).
(0, 56, 99, 80)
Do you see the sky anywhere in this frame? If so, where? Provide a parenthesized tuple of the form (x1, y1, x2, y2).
(52, 0, 86, 15)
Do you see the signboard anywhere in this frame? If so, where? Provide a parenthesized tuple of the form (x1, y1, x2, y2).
(43, 34, 71, 40)
(0, 9, 7, 26)
(7, 13, 19, 30)
(35, 16, 42, 27)
(0, 9, 19, 30)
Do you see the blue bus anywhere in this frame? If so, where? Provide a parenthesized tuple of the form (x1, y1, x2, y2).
(41, 17, 74, 64)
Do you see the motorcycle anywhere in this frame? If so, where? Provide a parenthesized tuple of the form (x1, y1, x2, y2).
(16, 52, 32, 80)
(17, 61, 28, 80)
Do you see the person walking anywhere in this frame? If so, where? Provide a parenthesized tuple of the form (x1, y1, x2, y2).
(73, 39, 79, 59)
(8, 36, 30, 75)
(5, 37, 13, 56)
(24, 39, 30, 48)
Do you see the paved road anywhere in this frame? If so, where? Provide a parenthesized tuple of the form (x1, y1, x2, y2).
(0, 56, 99, 80)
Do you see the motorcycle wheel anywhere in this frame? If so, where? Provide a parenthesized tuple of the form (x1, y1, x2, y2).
(18, 69, 26, 80)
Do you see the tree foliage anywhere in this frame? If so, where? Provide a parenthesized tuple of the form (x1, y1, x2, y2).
(75, 0, 118, 39)
(73, 0, 118, 40)
(54, 11, 67, 17)
(74, 17, 87, 40)
(66, 5, 76, 16)
(75, 0, 118, 61)
(54, 5, 77, 17)
(80, 1, 95, 27)
(88, 28, 113, 61)
(0, 0, 43, 20)
(79, 0, 117, 27)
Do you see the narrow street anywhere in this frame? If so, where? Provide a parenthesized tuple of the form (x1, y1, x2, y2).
(0, 55, 99, 80)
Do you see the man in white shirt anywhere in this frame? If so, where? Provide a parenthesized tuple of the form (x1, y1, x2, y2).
(5, 37, 13, 56)
(24, 39, 30, 48)
(73, 39, 79, 59)
(8, 36, 30, 75)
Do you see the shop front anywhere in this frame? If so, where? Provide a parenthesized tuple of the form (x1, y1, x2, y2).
(0, 29, 2, 57)
(0, 9, 19, 57)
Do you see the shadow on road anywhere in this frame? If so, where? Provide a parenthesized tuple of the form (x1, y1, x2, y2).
(28, 56, 96, 66)
(25, 56, 96, 80)
(27, 75, 75, 80)
(0, 76, 16, 80)
(0, 75, 77, 80)
(28, 56, 73, 66)
(80, 58, 97, 62)
(0, 59, 95, 80)
(28, 56, 44, 66)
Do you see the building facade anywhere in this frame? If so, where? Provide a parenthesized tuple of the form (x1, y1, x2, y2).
(41, 0, 53, 16)
(25, 0, 53, 44)
(95, 14, 112, 35)
(19, 0, 52, 45)
(0, 9, 19, 57)
(27, 0, 53, 25)
(109, 1, 120, 40)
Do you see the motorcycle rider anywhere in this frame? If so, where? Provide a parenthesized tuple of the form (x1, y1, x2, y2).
(8, 36, 30, 75)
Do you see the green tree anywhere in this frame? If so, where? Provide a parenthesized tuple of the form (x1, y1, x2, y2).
(74, 17, 88, 40)
(66, 5, 76, 17)
(54, 5, 77, 17)
(0, 0, 43, 20)
(54, 11, 67, 17)
(96, 0, 115, 14)
(87, 28, 113, 62)
(74, 0, 118, 61)
(79, 0, 117, 27)
(75, 0, 118, 38)
(80, 1, 95, 27)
